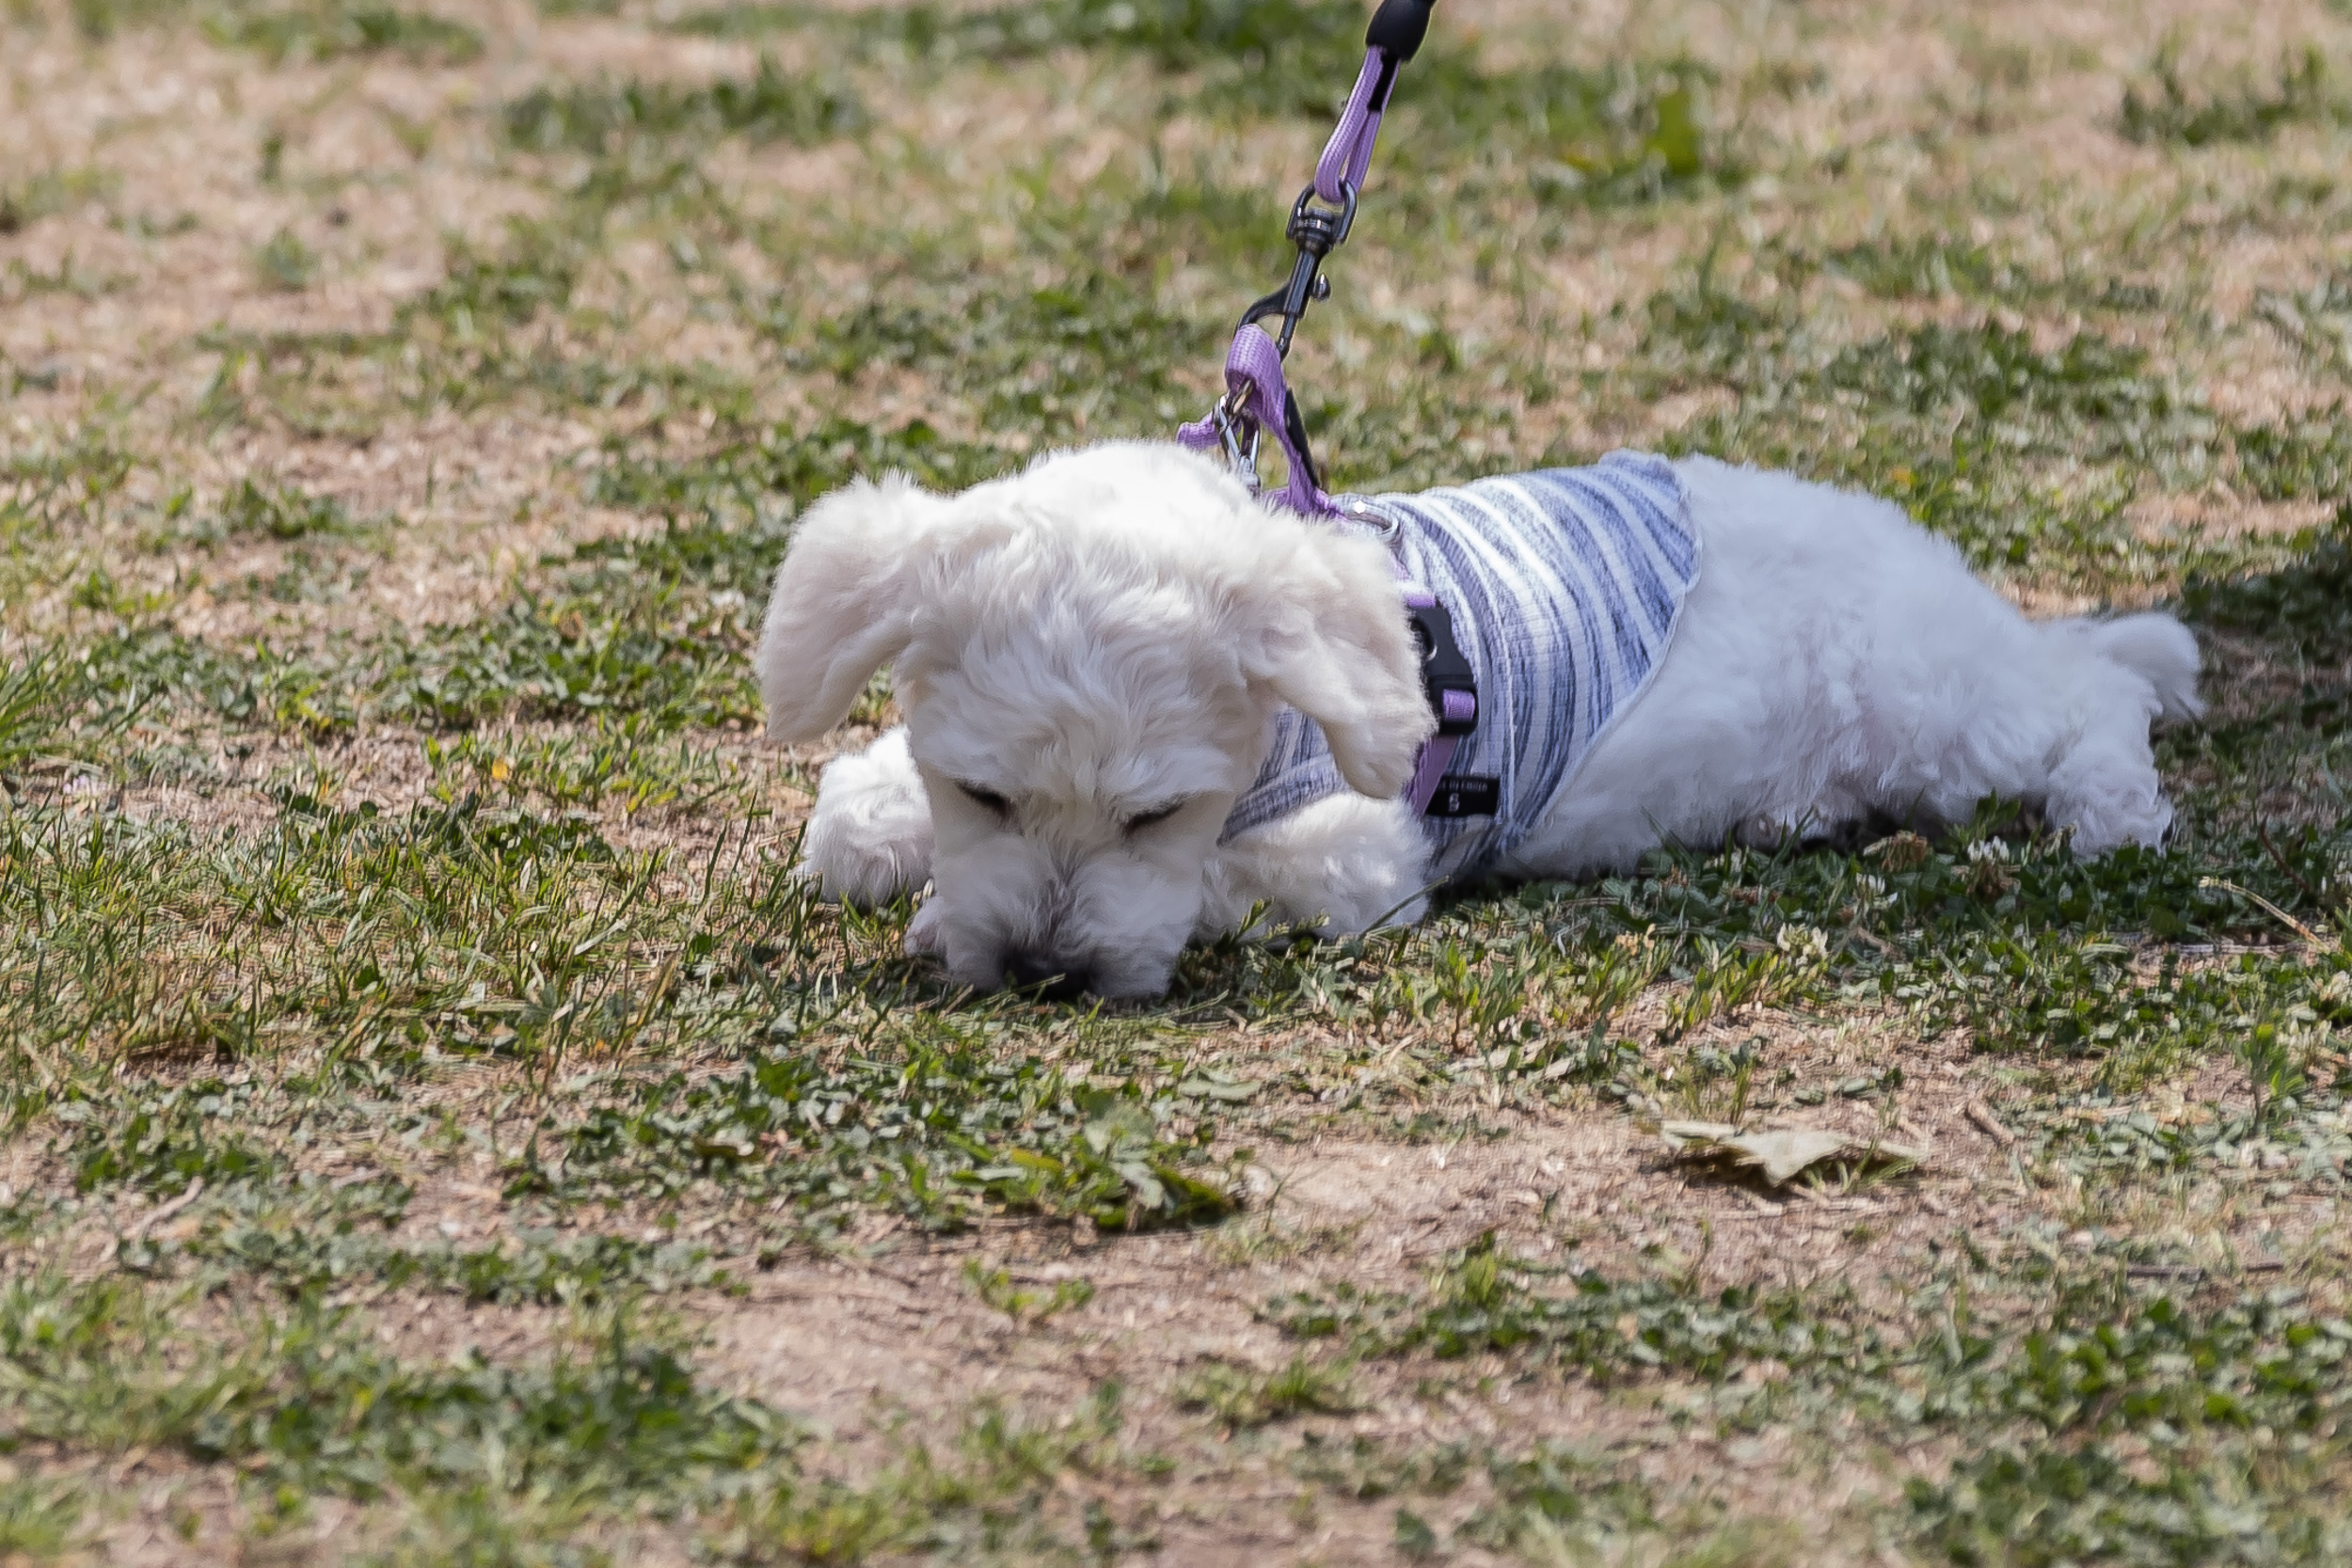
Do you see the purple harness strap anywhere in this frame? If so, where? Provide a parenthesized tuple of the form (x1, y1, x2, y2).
(1401, 585, 1470, 815)
(1176, 326, 1334, 518)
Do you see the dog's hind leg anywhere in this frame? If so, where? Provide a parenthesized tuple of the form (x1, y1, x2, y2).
(802, 726, 935, 906)
(2043, 709, 2172, 854)
(2037, 625, 2196, 855)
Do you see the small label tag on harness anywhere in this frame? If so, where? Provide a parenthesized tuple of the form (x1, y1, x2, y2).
(1424, 774, 1500, 818)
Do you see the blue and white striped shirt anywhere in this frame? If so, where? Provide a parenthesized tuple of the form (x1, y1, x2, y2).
(1221, 451, 1700, 881)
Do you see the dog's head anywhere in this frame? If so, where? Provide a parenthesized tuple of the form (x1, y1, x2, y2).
(756, 441, 1430, 998)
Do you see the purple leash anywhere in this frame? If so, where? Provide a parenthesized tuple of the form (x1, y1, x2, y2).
(1177, 0, 1474, 824)
(1314, 8, 1422, 208)
(1177, 0, 1435, 514)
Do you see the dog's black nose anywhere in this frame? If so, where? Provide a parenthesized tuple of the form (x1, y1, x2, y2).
(1006, 952, 1089, 1001)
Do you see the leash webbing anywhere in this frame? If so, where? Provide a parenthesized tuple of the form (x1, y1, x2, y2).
(1314, 0, 1434, 207)
(1173, 0, 1477, 825)
(1176, 0, 1435, 515)
(1176, 0, 1486, 827)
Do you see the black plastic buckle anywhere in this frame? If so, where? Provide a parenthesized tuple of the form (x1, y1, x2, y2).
(1407, 598, 1477, 736)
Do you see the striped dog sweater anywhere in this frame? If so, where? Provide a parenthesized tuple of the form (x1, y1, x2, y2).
(1220, 451, 1701, 882)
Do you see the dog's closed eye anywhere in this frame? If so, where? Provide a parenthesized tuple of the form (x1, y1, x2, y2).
(1122, 800, 1186, 833)
(954, 781, 1012, 816)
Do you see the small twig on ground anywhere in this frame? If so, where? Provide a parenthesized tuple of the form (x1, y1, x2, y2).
(116, 1176, 204, 1257)
(2200, 877, 2325, 947)
(1843, 923, 1899, 959)
(2123, 1258, 2280, 1282)
(1965, 1101, 2015, 1148)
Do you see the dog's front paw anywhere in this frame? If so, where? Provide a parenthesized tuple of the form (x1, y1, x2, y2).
(1202, 791, 1432, 938)
(803, 727, 934, 905)
(905, 894, 946, 957)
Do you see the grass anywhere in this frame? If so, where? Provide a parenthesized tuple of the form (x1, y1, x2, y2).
(502, 58, 866, 155)
(7, 0, 2352, 1557)
(1175, 1354, 1357, 1428)
(1271, 1242, 2352, 1558)
(203, 1, 485, 65)
(2120, 45, 2338, 148)
(0, 1274, 796, 1500)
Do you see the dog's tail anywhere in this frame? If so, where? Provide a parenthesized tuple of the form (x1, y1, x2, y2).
(2049, 611, 2204, 721)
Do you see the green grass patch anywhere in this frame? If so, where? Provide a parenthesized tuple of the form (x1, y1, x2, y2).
(252, 225, 318, 293)
(205, 1209, 740, 1306)
(1280, 1243, 2352, 1559)
(1821, 233, 2042, 302)
(1903, 1285, 2352, 1564)
(1175, 1354, 1356, 1428)
(0, 167, 117, 236)
(502, 57, 866, 154)
(0, 787, 680, 1085)
(2231, 418, 2352, 502)
(0, 1275, 796, 1501)
(214, 475, 360, 541)
(1642, 279, 2261, 579)
(0, 1475, 86, 1559)
(0, 648, 140, 791)
(1272, 1237, 1867, 1382)
(582, 417, 1013, 528)
(677, 0, 1362, 116)
(2183, 508, 2352, 657)
(551, 1031, 1243, 1233)
(2121, 46, 2335, 148)
(1, 430, 137, 526)
(380, 569, 761, 731)
(76, 624, 362, 736)
(205, 1, 485, 64)
(1399, 56, 1742, 208)
(423, 717, 744, 816)
(707, 1387, 1131, 1564)
(787, 271, 1209, 436)
(400, 220, 581, 337)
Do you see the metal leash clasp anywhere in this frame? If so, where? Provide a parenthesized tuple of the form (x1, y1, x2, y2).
(1189, 178, 1357, 498)
(1178, 0, 1436, 505)
(1238, 181, 1359, 357)
(1210, 387, 1263, 493)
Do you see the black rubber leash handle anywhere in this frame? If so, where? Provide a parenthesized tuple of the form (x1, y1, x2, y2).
(1366, 0, 1435, 60)
(1363, 0, 1434, 111)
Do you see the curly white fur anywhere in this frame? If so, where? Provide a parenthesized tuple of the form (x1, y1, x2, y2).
(758, 443, 2199, 999)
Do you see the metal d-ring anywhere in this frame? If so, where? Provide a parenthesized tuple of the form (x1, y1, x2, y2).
(1286, 180, 1359, 254)
(1213, 390, 1263, 492)
(1238, 181, 1362, 358)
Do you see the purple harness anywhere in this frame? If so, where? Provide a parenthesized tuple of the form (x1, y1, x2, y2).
(1173, 0, 1474, 816)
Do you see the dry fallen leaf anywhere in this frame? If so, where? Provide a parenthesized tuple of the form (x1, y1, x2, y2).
(1660, 1121, 1925, 1185)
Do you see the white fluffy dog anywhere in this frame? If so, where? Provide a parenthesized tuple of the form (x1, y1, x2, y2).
(756, 442, 2201, 999)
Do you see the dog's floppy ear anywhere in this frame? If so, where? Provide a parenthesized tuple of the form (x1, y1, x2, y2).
(1243, 526, 1434, 798)
(756, 474, 957, 742)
